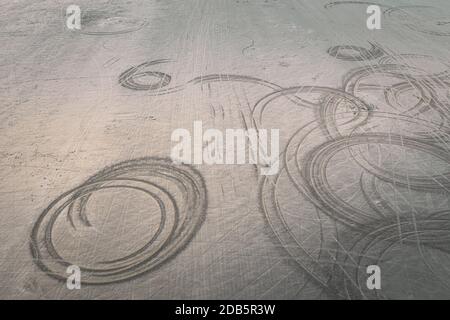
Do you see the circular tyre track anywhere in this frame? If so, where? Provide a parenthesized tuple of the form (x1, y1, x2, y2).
(342, 64, 450, 139)
(78, 15, 148, 36)
(301, 132, 450, 227)
(251, 86, 371, 138)
(327, 43, 384, 61)
(337, 212, 450, 299)
(119, 60, 172, 91)
(30, 157, 207, 285)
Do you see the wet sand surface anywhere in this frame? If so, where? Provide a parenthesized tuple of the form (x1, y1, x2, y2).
(1, 0, 450, 299)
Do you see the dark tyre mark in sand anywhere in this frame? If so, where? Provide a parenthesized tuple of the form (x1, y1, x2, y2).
(30, 158, 207, 285)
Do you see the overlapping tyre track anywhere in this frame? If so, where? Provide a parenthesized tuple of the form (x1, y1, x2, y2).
(111, 2, 450, 298)
(261, 111, 450, 298)
(327, 43, 385, 61)
(31, 158, 207, 285)
(336, 211, 450, 299)
(31, 1, 450, 295)
(252, 14, 450, 296)
(302, 132, 450, 226)
(114, 49, 450, 297)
